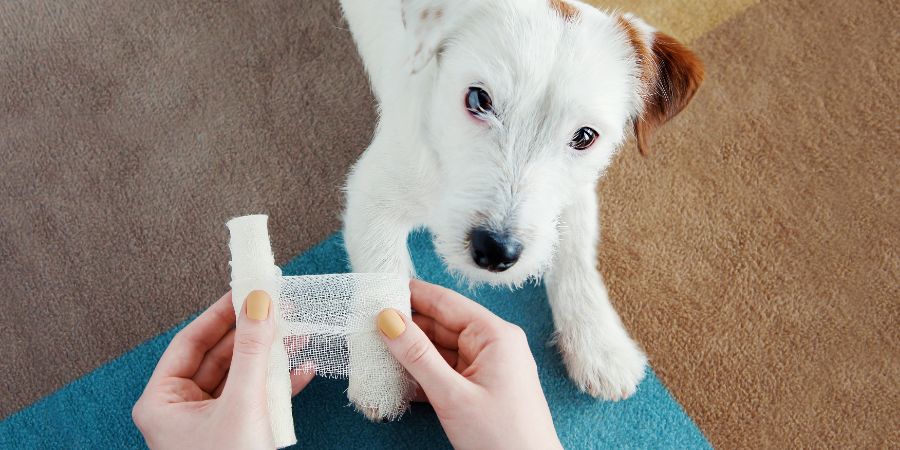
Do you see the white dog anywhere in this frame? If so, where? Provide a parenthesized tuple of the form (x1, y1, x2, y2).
(340, 0, 703, 417)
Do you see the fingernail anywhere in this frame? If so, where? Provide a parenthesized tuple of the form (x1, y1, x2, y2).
(246, 290, 270, 321)
(377, 309, 405, 339)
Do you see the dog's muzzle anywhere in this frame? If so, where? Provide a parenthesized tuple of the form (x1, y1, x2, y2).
(468, 227, 523, 272)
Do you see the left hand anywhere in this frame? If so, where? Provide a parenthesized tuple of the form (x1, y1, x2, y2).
(132, 291, 314, 450)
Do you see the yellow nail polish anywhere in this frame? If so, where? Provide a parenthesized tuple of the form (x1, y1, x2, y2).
(246, 290, 270, 321)
(377, 309, 405, 339)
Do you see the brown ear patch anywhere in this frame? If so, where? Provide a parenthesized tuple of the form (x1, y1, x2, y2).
(617, 16, 655, 95)
(549, 0, 579, 21)
(634, 32, 705, 155)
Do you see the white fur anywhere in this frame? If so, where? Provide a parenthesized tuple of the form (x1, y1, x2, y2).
(340, 0, 653, 405)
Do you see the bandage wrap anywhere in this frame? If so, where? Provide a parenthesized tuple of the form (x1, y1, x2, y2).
(227, 215, 412, 448)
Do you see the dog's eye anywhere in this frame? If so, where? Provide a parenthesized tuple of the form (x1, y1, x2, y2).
(465, 87, 493, 118)
(569, 127, 598, 150)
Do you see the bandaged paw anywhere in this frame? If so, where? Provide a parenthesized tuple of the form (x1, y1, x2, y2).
(227, 215, 413, 448)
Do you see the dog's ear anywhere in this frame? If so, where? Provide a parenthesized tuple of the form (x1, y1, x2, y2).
(401, 0, 475, 73)
(618, 15, 705, 155)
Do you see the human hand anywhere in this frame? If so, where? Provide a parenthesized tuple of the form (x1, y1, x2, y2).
(377, 280, 562, 450)
(132, 291, 314, 450)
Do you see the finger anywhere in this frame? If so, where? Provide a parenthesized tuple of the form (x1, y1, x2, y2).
(412, 314, 460, 350)
(435, 345, 459, 368)
(221, 291, 276, 404)
(212, 372, 228, 398)
(454, 353, 471, 374)
(155, 378, 213, 403)
(377, 309, 467, 405)
(191, 328, 236, 394)
(151, 292, 236, 380)
(285, 337, 315, 396)
(411, 316, 460, 366)
(290, 364, 316, 396)
(455, 318, 510, 369)
(409, 279, 497, 332)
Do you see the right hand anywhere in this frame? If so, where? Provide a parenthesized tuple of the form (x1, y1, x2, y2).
(376, 280, 562, 450)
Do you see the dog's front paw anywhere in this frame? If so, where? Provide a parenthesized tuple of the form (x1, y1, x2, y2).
(348, 389, 410, 422)
(556, 328, 648, 401)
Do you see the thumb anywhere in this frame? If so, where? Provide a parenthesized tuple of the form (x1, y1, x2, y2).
(222, 290, 276, 403)
(377, 309, 464, 404)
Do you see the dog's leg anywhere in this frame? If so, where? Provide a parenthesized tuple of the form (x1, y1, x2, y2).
(343, 144, 417, 277)
(546, 185, 647, 400)
(343, 138, 419, 420)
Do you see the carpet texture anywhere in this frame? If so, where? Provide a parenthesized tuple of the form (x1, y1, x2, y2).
(593, 1, 900, 447)
(0, 232, 710, 449)
(1, 0, 898, 448)
(0, 0, 372, 417)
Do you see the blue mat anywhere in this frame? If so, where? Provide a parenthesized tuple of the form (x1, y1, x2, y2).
(0, 231, 709, 449)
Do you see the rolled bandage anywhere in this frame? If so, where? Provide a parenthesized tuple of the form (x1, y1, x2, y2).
(226, 215, 413, 447)
(227, 215, 295, 448)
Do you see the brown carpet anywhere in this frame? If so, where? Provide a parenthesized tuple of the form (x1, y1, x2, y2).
(598, 0, 900, 447)
(0, 0, 374, 417)
(1, 0, 897, 448)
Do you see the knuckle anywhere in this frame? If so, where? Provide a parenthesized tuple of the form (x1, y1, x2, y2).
(131, 401, 148, 430)
(507, 324, 527, 342)
(498, 323, 529, 349)
(235, 331, 270, 356)
(433, 383, 476, 413)
(481, 320, 510, 339)
(170, 329, 188, 347)
(404, 338, 432, 367)
(430, 292, 454, 319)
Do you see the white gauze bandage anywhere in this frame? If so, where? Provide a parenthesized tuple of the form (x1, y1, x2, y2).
(226, 215, 412, 448)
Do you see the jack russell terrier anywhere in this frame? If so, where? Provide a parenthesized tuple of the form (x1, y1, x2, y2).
(339, 0, 703, 417)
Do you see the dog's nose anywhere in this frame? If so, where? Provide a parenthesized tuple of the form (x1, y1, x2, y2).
(469, 228, 523, 272)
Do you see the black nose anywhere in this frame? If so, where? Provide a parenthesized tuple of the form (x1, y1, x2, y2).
(469, 228, 523, 272)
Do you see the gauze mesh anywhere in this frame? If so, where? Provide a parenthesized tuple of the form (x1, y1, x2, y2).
(280, 273, 409, 378)
(280, 273, 413, 418)
(227, 215, 412, 448)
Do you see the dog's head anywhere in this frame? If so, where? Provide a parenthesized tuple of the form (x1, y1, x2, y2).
(405, 0, 704, 285)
